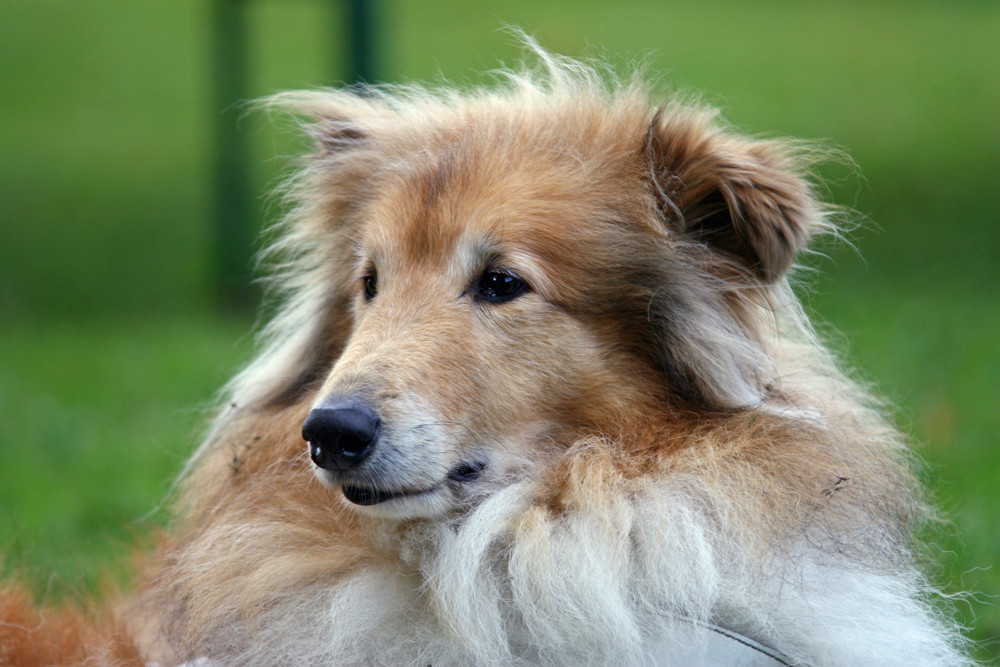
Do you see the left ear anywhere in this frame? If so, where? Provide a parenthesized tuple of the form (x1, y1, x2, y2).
(646, 107, 820, 282)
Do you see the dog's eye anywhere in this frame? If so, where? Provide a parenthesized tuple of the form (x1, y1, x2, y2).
(362, 271, 378, 301)
(477, 270, 527, 303)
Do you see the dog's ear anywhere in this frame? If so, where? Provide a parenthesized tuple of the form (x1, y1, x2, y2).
(644, 108, 826, 410)
(646, 107, 819, 282)
(231, 93, 387, 411)
(267, 90, 381, 157)
(309, 120, 368, 154)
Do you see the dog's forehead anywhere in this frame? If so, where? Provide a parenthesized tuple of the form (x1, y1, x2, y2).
(358, 130, 647, 277)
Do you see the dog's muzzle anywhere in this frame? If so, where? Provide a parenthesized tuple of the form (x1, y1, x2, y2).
(302, 403, 380, 470)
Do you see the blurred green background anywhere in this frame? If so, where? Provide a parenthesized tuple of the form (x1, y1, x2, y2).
(1, 0, 997, 660)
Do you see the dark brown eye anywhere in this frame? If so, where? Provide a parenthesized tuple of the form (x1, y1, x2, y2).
(362, 271, 377, 301)
(477, 270, 527, 303)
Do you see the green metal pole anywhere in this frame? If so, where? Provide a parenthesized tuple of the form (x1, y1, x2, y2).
(210, 0, 378, 309)
(344, 0, 376, 84)
(211, 0, 254, 310)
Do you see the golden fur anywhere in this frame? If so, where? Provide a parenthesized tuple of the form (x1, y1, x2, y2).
(1, 47, 971, 666)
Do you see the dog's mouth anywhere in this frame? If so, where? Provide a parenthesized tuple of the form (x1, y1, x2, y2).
(341, 461, 486, 506)
(341, 483, 438, 506)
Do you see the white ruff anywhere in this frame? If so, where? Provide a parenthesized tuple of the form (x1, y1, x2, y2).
(186, 477, 968, 666)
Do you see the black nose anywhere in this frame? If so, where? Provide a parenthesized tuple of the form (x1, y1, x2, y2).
(302, 404, 380, 470)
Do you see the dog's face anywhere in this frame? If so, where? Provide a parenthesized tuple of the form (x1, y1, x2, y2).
(290, 91, 820, 520)
(303, 125, 662, 519)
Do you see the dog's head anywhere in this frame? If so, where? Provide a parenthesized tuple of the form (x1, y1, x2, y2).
(254, 67, 825, 520)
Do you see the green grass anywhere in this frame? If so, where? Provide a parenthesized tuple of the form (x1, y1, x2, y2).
(1, 0, 997, 660)
(0, 314, 253, 597)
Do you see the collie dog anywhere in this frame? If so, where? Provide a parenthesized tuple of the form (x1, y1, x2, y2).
(1, 48, 971, 666)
